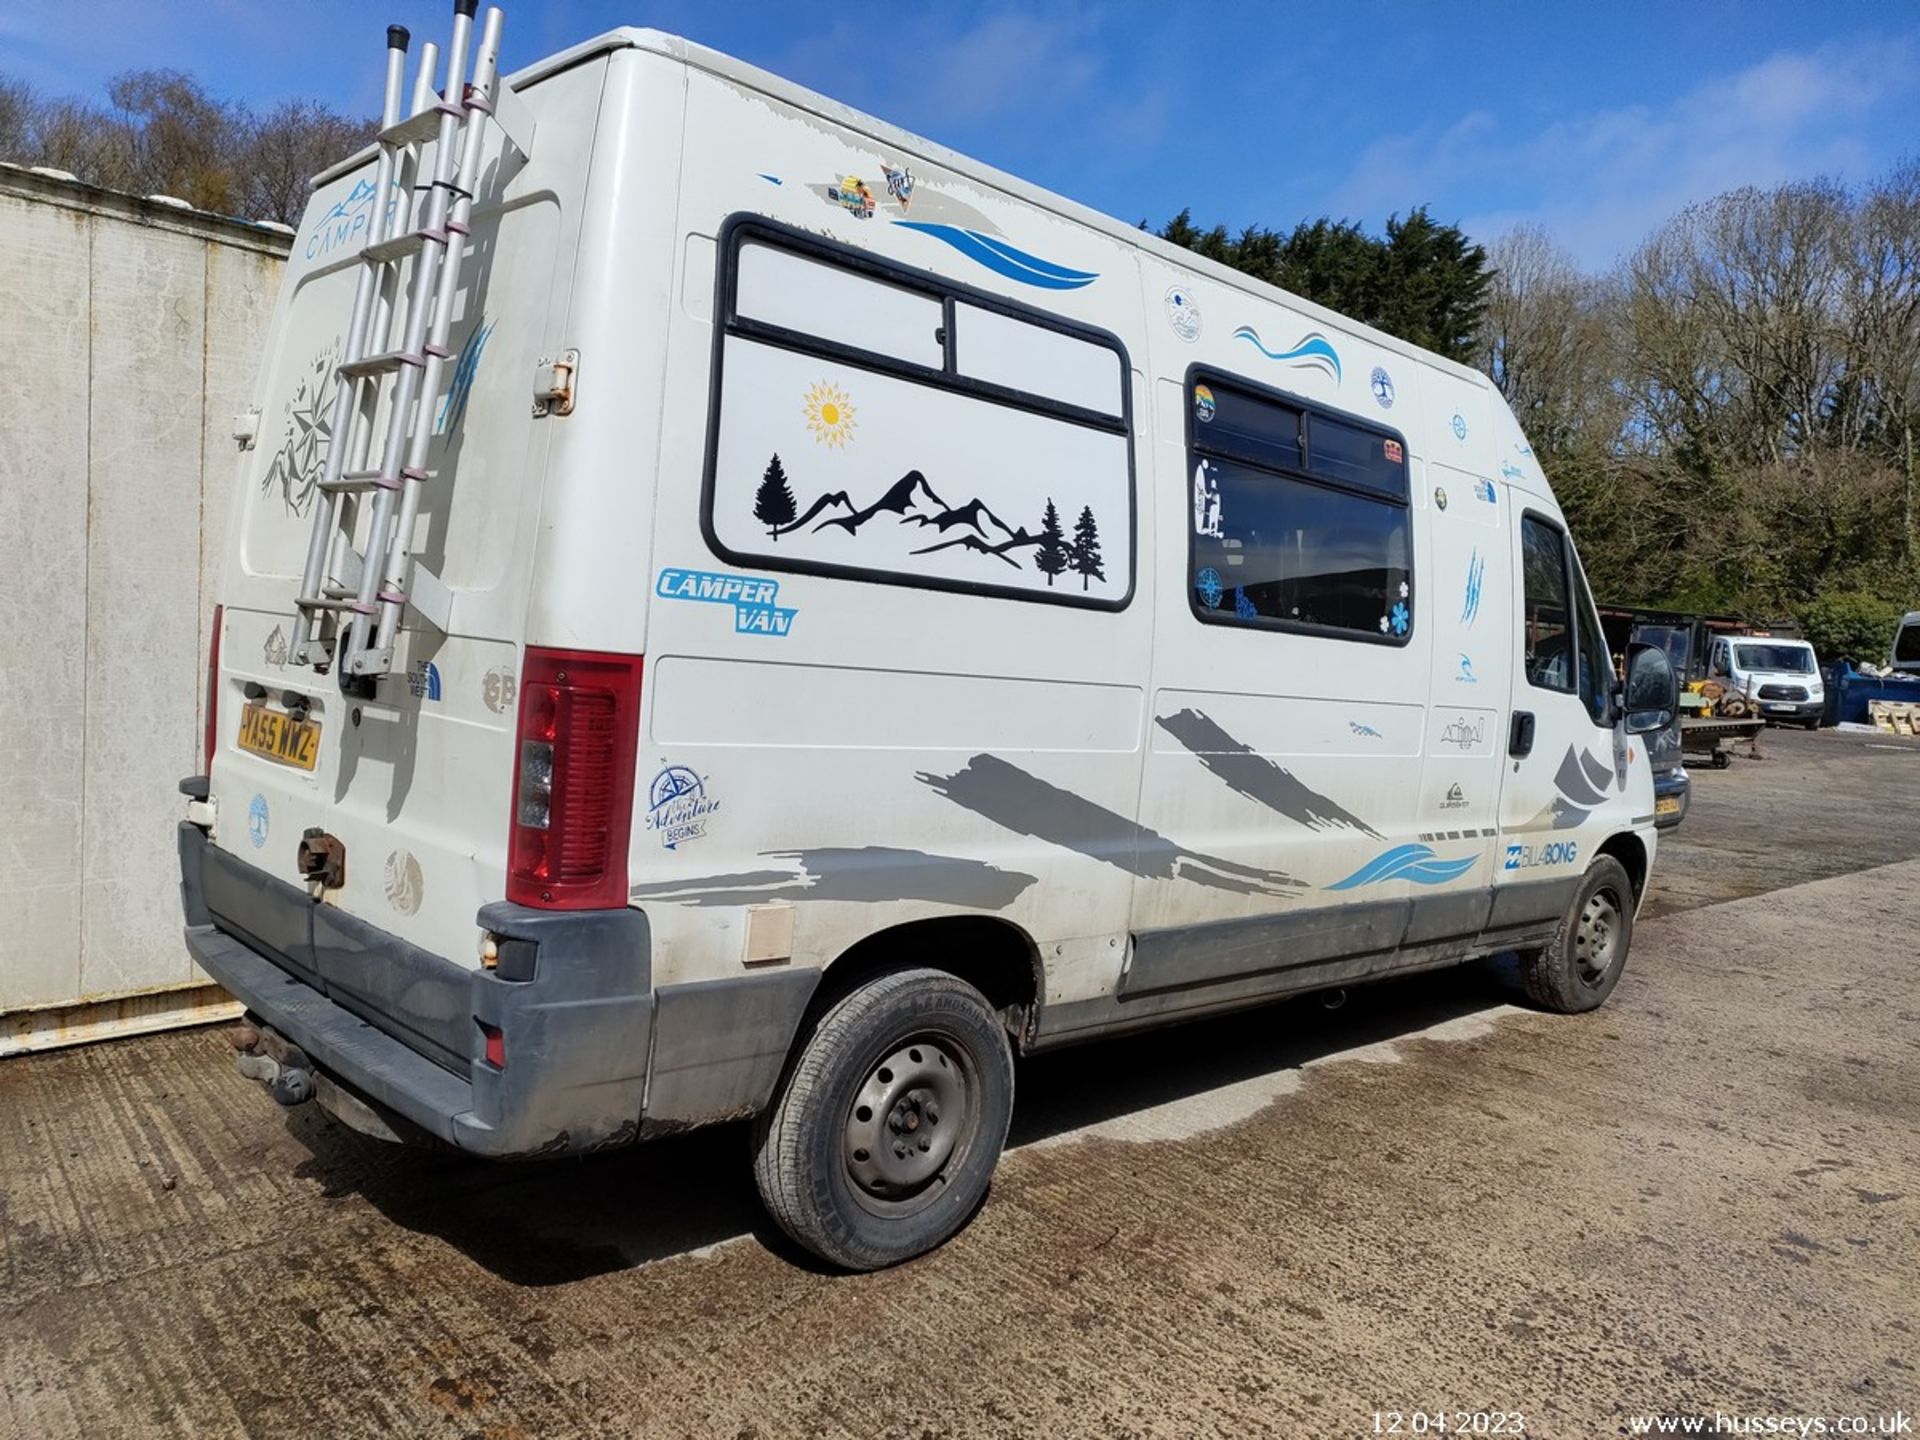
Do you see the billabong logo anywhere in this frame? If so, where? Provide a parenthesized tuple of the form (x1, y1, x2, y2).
(1507, 840, 1577, 871)
(1232, 325, 1342, 383)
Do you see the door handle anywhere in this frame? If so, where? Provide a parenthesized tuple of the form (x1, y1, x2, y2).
(1509, 711, 1536, 758)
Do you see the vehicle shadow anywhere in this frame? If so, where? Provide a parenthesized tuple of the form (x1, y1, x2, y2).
(285, 958, 1524, 1288)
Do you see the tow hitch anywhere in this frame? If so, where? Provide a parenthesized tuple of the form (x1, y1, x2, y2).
(229, 1021, 315, 1107)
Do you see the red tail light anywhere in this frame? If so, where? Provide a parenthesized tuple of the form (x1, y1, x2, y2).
(505, 647, 642, 909)
(203, 604, 223, 773)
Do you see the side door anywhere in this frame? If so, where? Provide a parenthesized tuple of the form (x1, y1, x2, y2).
(1497, 503, 1618, 914)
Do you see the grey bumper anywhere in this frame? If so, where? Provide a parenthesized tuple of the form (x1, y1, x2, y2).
(180, 822, 820, 1156)
(180, 822, 654, 1158)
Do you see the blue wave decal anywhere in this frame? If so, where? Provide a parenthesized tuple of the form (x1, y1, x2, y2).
(893, 222, 1098, 290)
(1328, 843, 1478, 890)
(1232, 326, 1343, 383)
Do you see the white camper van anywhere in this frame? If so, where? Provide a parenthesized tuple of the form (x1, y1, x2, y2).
(181, 6, 1680, 1269)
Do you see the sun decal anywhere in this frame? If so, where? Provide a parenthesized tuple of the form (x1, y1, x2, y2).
(803, 380, 857, 448)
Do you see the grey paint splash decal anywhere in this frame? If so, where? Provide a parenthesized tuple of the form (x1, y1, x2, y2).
(916, 754, 1303, 896)
(1514, 745, 1617, 833)
(629, 847, 1036, 909)
(1155, 709, 1381, 838)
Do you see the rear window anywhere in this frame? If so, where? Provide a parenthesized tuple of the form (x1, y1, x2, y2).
(1894, 623, 1920, 664)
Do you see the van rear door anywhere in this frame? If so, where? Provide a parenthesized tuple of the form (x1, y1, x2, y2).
(205, 58, 605, 1001)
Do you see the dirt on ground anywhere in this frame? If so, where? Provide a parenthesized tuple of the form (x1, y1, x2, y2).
(2, 727, 1917, 1439)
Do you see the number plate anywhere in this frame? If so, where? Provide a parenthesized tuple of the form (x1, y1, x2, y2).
(237, 702, 320, 771)
(1655, 795, 1681, 816)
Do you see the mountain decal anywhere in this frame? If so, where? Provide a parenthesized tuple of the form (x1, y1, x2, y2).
(757, 453, 1105, 588)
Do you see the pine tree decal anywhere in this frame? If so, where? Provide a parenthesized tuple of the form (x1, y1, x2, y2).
(754, 453, 797, 539)
(1035, 499, 1069, 586)
(1069, 505, 1104, 591)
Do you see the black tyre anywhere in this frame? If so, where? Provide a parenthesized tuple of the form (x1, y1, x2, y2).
(752, 968, 1014, 1270)
(1522, 855, 1636, 1014)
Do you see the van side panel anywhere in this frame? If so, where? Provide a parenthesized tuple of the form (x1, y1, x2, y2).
(627, 69, 1155, 1020)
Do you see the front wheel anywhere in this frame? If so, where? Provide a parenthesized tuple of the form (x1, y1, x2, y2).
(752, 968, 1014, 1270)
(1522, 855, 1636, 1013)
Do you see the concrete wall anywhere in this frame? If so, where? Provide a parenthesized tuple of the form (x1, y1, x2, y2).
(0, 167, 289, 1053)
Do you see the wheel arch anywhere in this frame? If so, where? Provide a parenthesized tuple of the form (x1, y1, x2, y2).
(1597, 829, 1649, 906)
(805, 914, 1045, 1051)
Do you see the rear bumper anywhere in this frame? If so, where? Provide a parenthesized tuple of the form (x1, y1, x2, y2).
(180, 822, 653, 1157)
(1652, 766, 1691, 830)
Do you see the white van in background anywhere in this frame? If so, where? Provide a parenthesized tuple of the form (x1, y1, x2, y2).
(180, 5, 1680, 1269)
(1706, 635, 1824, 727)
(1892, 612, 1920, 674)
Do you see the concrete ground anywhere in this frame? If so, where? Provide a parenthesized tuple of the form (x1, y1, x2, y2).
(2, 727, 1917, 1439)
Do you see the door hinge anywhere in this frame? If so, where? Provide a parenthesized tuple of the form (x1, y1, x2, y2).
(532, 350, 578, 417)
(232, 407, 261, 450)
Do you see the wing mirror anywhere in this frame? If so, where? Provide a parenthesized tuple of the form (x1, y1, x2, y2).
(1622, 642, 1679, 735)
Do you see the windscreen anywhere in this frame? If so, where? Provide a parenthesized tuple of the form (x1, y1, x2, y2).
(1734, 644, 1813, 674)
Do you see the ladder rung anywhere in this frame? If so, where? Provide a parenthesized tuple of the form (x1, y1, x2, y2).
(338, 342, 449, 380)
(361, 231, 424, 264)
(320, 469, 402, 494)
(379, 100, 462, 150)
(297, 596, 376, 616)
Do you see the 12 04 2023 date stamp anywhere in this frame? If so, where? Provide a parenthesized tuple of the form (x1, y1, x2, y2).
(1373, 1411, 1527, 1435)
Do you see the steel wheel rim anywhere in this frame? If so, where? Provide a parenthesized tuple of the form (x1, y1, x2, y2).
(1574, 885, 1623, 984)
(844, 1035, 974, 1214)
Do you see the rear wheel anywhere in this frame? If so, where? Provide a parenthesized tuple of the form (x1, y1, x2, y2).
(752, 968, 1014, 1271)
(1522, 855, 1635, 1013)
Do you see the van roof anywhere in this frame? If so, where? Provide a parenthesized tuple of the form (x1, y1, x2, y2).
(319, 25, 1494, 394)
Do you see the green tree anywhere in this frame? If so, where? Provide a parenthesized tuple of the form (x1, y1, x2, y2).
(1796, 591, 1909, 665)
(1154, 205, 1490, 362)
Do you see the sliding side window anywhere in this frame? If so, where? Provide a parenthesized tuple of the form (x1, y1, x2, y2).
(1188, 375, 1412, 642)
(705, 221, 1133, 608)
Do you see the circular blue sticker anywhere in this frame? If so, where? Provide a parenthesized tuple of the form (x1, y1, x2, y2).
(1370, 366, 1394, 408)
(1195, 567, 1224, 608)
(1451, 412, 1468, 441)
(247, 794, 269, 849)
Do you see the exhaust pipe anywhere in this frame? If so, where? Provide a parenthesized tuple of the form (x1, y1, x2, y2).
(1320, 988, 1349, 1011)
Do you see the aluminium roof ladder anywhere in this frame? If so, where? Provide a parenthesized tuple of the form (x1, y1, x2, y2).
(288, 0, 521, 680)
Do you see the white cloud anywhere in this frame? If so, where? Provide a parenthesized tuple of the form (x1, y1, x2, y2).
(1326, 35, 1916, 270)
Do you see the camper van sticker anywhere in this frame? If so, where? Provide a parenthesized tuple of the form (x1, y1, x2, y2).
(1194, 462, 1223, 537)
(918, 754, 1302, 897)
(1477, 476, 1500, 504)
(1349, 722, 1384, 739)
(758, 173, 783, 186)
(383, 850, 424, 914)
(1461, 549, 1486, 625)
(302, 176, 402, 261)
(1382, 600, 1410, 636)
(1498, 462, 1523, 484)
(247, 794, 270, 849)
(1155, 709, 1381, 837)
(1231, 325, 1342, 383)
(882, 164, 915, 210)
(1457, 653, 1478, 685)
(1441, 783, 1471, 812)
(263, 337, 341, 516)
(1328, 843, 1477, 890)
(406, 660, 441, 702)
(1165, 286, 1202, 342)
(1438, 715, 1487, 751)
(436, 318, 494, 436)
(1193, 385, 1217, 423)
(1234, 587, 1258, 621)
(262, 625, 289, 669)
(1370, 366, 1395, 408)
(801, 381, 858, 447)
(646, 766, 719, 851)
(656, 567, 798, 637)
(893, 221, 1099, 290)
(1506, 840, 1578, 871)
(1451, 413, 1469, 441)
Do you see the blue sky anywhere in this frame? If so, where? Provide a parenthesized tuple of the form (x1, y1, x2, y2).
(3, 1, 1917, 269)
